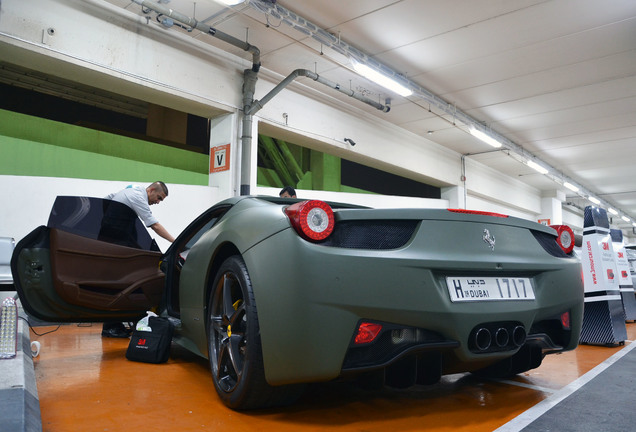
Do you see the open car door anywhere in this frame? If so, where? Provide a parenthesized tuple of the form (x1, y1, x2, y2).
(11, 196, 164, 322)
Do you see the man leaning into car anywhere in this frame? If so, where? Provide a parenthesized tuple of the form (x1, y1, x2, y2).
(106, 181, 175, 243)
(102, 181, 175, 338)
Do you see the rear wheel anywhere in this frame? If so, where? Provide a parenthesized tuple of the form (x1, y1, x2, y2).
(207, 255, 303, 410)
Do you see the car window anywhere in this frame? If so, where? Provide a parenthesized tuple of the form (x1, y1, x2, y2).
(171, 205, 231, 262)
(47, 196, 158, 251)
(179, 206, 233, 252)
(184, 219, 218, 250)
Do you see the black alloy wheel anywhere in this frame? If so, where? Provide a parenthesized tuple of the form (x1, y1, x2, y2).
(207, 255, 303, 410)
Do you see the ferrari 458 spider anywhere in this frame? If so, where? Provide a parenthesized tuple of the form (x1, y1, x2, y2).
(12, 195, 583, 409)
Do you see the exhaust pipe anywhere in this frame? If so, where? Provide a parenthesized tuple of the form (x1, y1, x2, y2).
(470, 322, 526, 353)
(512, 325, 527, 347)
(494, 327, 510, 348)
(474, 328, 492, 351)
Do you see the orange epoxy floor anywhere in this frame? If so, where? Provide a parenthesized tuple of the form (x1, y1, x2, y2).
(31, 323, 636, 432)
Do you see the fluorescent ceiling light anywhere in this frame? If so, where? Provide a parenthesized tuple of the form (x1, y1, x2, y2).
(563, 182, 579, 192)
(351, 60, 413, 97)
(589, 196, 601, 205)
(215, 0, 245, 5)
(608, 208, 618, 215)
(621, 216, 630, 222)
(469, 127, 502, 148)
(633, 222, 636, 227)
(526, 160, 549, 175)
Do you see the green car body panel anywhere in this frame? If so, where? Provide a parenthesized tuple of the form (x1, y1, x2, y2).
(12, 195, 584, 397)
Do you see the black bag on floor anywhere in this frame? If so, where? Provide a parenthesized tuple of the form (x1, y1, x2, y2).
(126, 316, 174, 364)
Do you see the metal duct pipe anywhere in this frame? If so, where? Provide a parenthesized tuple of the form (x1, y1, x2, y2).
(132, 0, 261, 71)
(241, 69, 259, 196)
(132, 0, 262, 196)
(246, 68, 390, 116)
(131, 0, 390, 196)
(238, 68, 388, 195)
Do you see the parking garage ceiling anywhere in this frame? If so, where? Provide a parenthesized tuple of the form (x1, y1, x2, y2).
(29, 1, 636, 227)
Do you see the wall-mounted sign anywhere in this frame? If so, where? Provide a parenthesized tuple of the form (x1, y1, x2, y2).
(210, 144, 230, 173)
(537, 218, 550, 225)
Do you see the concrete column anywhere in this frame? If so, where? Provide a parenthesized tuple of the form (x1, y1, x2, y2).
(538, 190, 565, 225)
(441, 186, 465, 209)
(209, 113, 238, 198)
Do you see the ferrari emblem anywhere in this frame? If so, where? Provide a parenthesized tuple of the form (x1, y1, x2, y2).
(483, 229, 495, 251)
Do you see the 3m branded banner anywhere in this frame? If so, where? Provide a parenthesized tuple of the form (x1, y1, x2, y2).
(611, 229, 634, 288)
(581, 227, 619, 299)
(579, 206, 627, 345)
(610, 228, 636, 320)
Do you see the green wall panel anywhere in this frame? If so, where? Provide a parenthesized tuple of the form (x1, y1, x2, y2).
(257, 134, 347, 193)
(0, 136, 207, 184)
(0, 109, 208, 185)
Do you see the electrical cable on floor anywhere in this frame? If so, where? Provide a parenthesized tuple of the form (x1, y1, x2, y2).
(19, 315, 61, 336)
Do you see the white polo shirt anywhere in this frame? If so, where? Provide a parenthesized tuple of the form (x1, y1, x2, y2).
(105, 185, 158, 227)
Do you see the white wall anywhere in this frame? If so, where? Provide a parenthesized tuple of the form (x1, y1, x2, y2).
(0, 0, 243, 117)
(563, 207, 584, 232)
(0, 176, 219, 252)
(254, 81, 460, 188)
(257, 187, 449, 209)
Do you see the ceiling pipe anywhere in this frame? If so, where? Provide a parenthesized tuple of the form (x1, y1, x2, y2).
(247, 0, 635, 224)
(241, 68, 389, 195)
(132, 0, 389, 196)
(132, 0, 261, 72)
(132, 0, 259, 195)
(246, 68, 390, 116)
(240, 68, 389, 193)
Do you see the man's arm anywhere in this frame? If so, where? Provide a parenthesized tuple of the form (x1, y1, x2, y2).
(149, 222, 175, 243)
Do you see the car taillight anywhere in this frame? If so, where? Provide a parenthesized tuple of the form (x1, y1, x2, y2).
(550, 225, 575, 254)
(447, 209, 509, 218)
(560, 311, 571, 330)
(354, 322, 383, 345)
(284, 200, 335, 241)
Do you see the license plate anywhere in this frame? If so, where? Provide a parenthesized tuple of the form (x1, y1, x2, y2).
(446, 277, 535, 302)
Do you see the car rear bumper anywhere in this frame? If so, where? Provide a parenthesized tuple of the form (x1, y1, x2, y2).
(245, 224, 584, 385)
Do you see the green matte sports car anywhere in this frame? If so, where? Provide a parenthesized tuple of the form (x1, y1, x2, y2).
(12, 195, 584, 409)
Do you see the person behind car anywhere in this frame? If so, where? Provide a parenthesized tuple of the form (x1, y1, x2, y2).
(279, 186, 297, 198)
(101, 181, 174, 338)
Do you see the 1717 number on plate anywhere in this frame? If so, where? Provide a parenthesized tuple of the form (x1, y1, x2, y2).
(446, 277, 535, 302)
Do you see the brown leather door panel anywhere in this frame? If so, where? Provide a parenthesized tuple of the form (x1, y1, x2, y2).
(50, 228, 164, 311)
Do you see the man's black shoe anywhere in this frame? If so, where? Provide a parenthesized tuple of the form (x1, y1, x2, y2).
(101, 323, 131, 338)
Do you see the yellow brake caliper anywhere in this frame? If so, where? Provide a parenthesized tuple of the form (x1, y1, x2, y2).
(227, 300, 243, 337)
